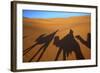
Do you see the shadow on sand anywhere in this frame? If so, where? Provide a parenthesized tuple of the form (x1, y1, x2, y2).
(24, 29, 90, 62)
(23, 30, 58, 62)
(54, 29, 85, 60)
(76, 33, 91, 49)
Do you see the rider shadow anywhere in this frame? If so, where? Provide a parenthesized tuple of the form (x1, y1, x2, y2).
(54, 29, 85, 61)
(24, 30, 58, 62)
(76, 33, 91, 49)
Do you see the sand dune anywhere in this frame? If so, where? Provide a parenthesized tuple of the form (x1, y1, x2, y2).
(23, 15, 91, 62)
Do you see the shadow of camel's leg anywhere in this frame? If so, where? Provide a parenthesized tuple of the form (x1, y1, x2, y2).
(75, 47, 85, 60)
(55, 49, 62, 61)
(36, 45, 48, 62)
(28, 45, 45, 62)
(63, 51, 66, 60)
(23, 43, 38, 56)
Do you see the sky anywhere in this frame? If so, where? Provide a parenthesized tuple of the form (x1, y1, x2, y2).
(23, 10, 90, 18)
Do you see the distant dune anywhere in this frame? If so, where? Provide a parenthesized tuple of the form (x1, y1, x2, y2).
(23, 15, 91, 62)
(23, 16, 90, 30)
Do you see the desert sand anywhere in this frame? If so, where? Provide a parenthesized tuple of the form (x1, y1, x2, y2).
(23, 15, 91, 62)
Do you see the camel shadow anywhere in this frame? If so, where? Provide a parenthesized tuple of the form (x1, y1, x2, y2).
(23, 30, 58, 62)
(23, 33, 46, 55)
(54, 29, 85, 61)
(76, 33, 91, 49)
